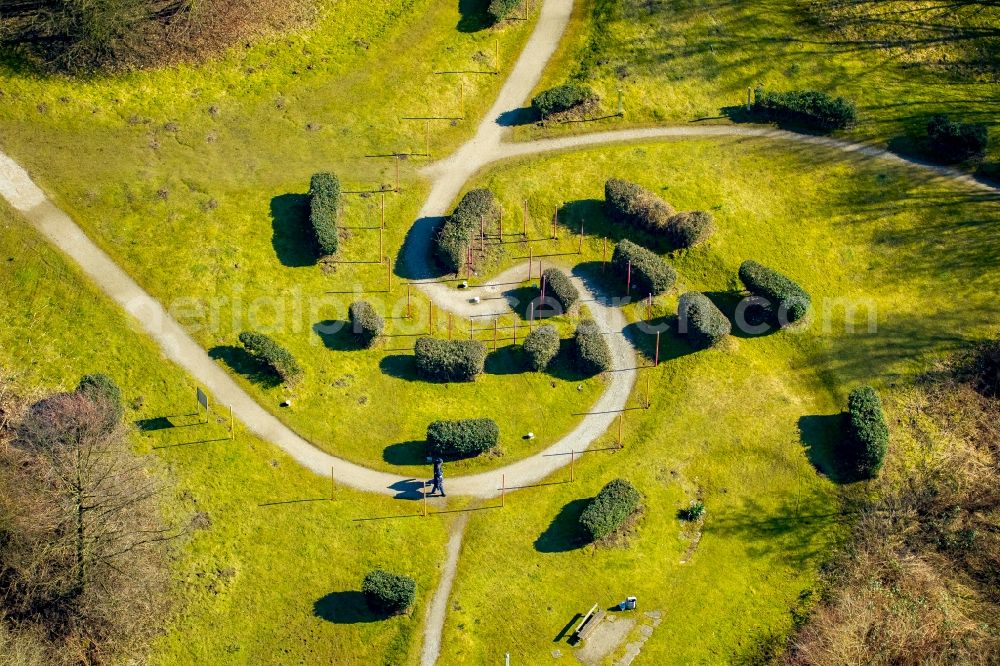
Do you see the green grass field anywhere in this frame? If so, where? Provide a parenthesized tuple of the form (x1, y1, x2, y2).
(519, 0, 1000, 166)
(0, 203, 458, 665)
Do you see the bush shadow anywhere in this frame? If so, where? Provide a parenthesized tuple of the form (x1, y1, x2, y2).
(497, 106, 538, 127)
(397, 216, 448, 280)
(546, 339, 594, 382)
(313, 320, 362, 351)
(797, 414, 863, 484)
(457, 0, 492, 32)
(379, 354, 419, 381)
(485, 346, 525, 375)
(314, 591, 383, 624)
(720, 106, 832, 135)
(383, 440, 428, 466)
(701, 291, 777, 339)
(208, 345, 282, 388)
(534, 498, 591, 552)
(270, 193, 316, 267)
(622, 316, 696, 365)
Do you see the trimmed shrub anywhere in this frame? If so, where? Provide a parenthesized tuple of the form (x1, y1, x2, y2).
(677, 292, 731, 349)
(238, 331, 302, 383)
(541, 267, 579, 312)
(349, 300, 384, 348)
(435, 189, 500, 273)
(531, 84, 598, 119)
(488, 0, 520, 21)
(76, 373, 124, 431)
(667, 210, 713, 248)
(845, 386, 889, 479)
(309, 172, 341, 257)
(611, 239, 677, 296)
(678, 500, 706, 522)
(427, 418, 499, 459)
(738, 259, 811, 325)
(522, 324, 560, 371)
(753, 88, 857, 131)
(414, 337, 486, 382)
(604, 178, 673, 233)
(362, 569, 416, 616)
(579, 478, 642, 541)
(926, 114, 988, 163)
(574, 320, 612, 375)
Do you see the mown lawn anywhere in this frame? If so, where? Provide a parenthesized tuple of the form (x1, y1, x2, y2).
(433, 137, 1000, 662)
(517, 0, 1000, 167)
(0, 204, 456, 665)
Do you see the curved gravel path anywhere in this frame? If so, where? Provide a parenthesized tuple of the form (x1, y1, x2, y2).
(2, 0, 997, 504)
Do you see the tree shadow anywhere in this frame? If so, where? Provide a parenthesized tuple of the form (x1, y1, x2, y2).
(270, 193, 316, 267)
(797, 414, 865, 484)
(379, 354, 419, 381)
(485, 346, 525, 375)
(208, 345, 282, 388)
(457, 0, 493, 32)
(534, 498, 591, 552)
(383, 440, 428, 466)
(313, 320, 362, 351)
(702, 291, 777, 339)
(136, 416, 174, 432)
(314, 591, 384, 624)
(497, 106, 538, 127)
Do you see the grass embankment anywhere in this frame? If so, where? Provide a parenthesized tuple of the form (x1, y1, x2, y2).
(0, 204, 455, 665)
(431, 137, 1000, 662)
(0, 0, 610, 474)
(519, 0, 1000, 166)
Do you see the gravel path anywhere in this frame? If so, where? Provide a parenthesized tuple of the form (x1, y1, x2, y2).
(420, 512, 469, 666)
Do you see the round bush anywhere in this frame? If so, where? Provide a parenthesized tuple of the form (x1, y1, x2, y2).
(667, 210, 713, 248)
(611, 239, 677, 296)
(604, 178, 673, 233)
(427, 418, 499, 459)
(488, 0, 520, 21)
(238, 331, 302, 383)
(76, 373, 124, 432)
(531, 84, 598, 119)
(362, 569, 415, 616)
(522, 324, 560, 371)
(738, 259, 811, 325)
(677, 292, 731, 349)
(414, 337, 486, 382)
(574, 320, 612, 375)
(926, 114, 988, 163)
(579, 479, 642, 542)
(435, 189, 500, 273)
(541, 267, 579, 313)
(309, 172, 341, 257)
(845, 386, 889, 479)
(349, 300, 384, 348)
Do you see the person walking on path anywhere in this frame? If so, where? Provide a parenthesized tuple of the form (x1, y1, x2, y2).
(428, 458, 446, 497)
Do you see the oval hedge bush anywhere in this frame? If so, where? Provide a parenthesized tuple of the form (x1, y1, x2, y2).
(677, 292, 731, 349)
(309, 172, 341, 257)
(522, 324, 560, 371)
(76, 373, 124, 432)
(427, 418, 499, 459)
(435, 189, 500, 273)
(604, 178, 673, 233)
(238, 331, 302, 383)
(414, 337, 486, 382)
(531, 83, 598, 119)
(667, 210, 713, 248)
(738, 260, 811, 326)
(349, 300, 384, 348)
(752, 88, 857, 131)
(612, 239, 677, 296)
(362, 569, 415, 616)
(574, 320, 612, 375)
(579, 478, 642, 542)
(541, 267, 579, 313)
(926, 114, 988, 163)
(845, 386, 889, 479)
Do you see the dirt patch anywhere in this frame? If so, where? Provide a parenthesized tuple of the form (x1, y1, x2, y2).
(574, 614, 635, 666)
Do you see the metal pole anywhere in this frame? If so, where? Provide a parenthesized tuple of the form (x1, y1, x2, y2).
(379, 225, 383, 259)
(381, 191, 385, 229)
(495, 39, 500, 74)
(501, 475, 505, 508)
(528, 245, 533, 279)
(626, 261, 632, 295)
(655, 331, 660, 366)
(552, 209, 557, 239)
(529, 302, 534, 329)
(523, 199, 528, 236)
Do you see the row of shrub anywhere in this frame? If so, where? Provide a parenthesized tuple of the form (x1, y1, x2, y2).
(738, 260, 811, 326)
(541, 267, 579, 312)
(427, 418, 500, 459)
(414, 337, 486, 382)
(435, 189, 500, 273)
(523, 324, 560, 371)
(604, 178, 714, 248)
(579, 478, 642, 542)
(677, 292, 731, 349)
(238, 331, 302, 384)
(574, 320, 612, 375)
(349, 300, 384, 348)
(531, 83, 598, 119)
(844, 386, 889, 479)
(752, 87, 857, 131)
(309, 172, 341, 257)
(612, 239, 677, 296)
(926, 114, 989, 163)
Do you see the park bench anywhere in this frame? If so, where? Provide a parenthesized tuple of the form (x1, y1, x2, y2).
(570, 603, 605, 644)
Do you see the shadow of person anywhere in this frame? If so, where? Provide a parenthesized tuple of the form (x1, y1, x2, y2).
(313, 591, 383, 624)
(389, 478, 428, 500)
(534, 498, 591, 552)
(270, 193, 316, 267)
